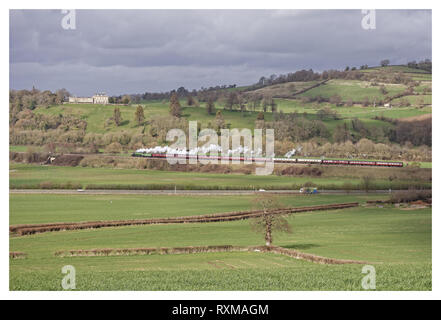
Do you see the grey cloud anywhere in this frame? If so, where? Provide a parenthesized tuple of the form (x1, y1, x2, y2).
(10, 9, 431, 96)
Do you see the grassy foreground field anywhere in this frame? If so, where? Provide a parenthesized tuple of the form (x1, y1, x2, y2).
(10, 194, 431, 290)
(9, 163, 431, 190)
(10, 193, 388, 225)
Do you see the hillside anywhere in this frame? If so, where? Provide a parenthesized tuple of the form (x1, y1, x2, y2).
(244, 80, 322, 98)
(297, 79, 406, 102)
(10, 64, 432, 160)
(33, 100, 430, 134)
(32, 67, 431, 138)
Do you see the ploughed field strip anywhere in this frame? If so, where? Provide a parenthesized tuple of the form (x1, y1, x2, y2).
(10, 202, 358, 236)
(54, 245, 368, 265)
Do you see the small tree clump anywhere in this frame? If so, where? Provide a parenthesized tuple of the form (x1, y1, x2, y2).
(113, 107, 122, 126)
(105, 141, 122, 154)
(187, 95, 195, 106)
(134, 105, 145, 126)
(206, 98, 215, 115)
(169, 92, 182, 118)
(215, 110, 225, 131)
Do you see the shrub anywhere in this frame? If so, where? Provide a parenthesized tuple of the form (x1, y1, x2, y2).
(39, 181, 54, 189)
(360, 176, 374, 192)
(303, 181, 316, 188)
(390, 189, 431, 203)
(105, 142, 123, 154)
(342, 182, 354, 192)
(51, 155, 83, 166)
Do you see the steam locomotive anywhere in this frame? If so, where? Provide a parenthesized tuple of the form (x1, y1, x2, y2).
(131, 152, 404, 167)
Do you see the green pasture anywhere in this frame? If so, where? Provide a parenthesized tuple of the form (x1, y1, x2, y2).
(297, 79, 407, 101)
(360, 65, 431, 74)
(9, 163, 430, 191)
(9, 193, 388, 225)
(275, 99, 431, 119)
(390, 95, 432, 105)
(33, 87, 431, 139)
(10, 201, 431, 290)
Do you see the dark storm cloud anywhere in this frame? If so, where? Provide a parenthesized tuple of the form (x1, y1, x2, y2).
(10, 9, 431, 96)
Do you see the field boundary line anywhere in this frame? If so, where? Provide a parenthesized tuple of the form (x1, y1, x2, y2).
(54, 245, 369, 265)
(9, 252, 27, 259)
(10, 202, 359, 236)
(291, 79, 330, 97)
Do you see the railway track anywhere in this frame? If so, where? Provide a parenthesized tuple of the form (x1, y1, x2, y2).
(10, 202, 359, 236)
(11, 150, 405, 167)
(132, 152, 404, 168)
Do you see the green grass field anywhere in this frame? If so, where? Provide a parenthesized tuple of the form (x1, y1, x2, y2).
(390, 95, 432, 105)
(10, 163, 430, 190)
(36, 103, 271, 134)
(9, 193, 388, 225)
(419, 162, 432, 169)
(360, 66, 432, 82)
(10, 66, 432, 291)
(275, 99, 431, 119)
(247, 80, 320, 97)
(10, 194, 432, 290)
(297, 79, 407, 101)
(33, 76, 431, 138)
(360, 65, 431, 74)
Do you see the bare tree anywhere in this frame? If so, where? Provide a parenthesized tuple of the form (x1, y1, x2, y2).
(122, 95, 131, 105)
(225, 92, 239, 111)
(262, 95, 273, 112)
(55, 88, 70, 104)
(206, 98, 215, 115)
(379, 85, 388, 95)
(250, 194, 293, 246)
(187, 95, 195, 106)
(113, 107, 122, 126)
(169, 92, 182, 118)
(362, 96, 370, 107)
(329, 94, 342, 106)
(361, 175, 374, 192)
(215, 110, 225, 131)
(270, 99, 278, 113)
(380, 59, 390, 67)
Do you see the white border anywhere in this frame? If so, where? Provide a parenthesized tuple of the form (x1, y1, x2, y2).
(2, 0, 438, 300)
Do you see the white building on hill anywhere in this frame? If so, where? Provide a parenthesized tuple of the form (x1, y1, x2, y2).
(68, 93, 109, 104)
(92, 94, 109, 104)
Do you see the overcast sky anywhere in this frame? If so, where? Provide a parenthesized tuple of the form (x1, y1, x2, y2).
(10, 9, 431, 96)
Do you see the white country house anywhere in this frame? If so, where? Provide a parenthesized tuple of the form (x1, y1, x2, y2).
(68, 93, 109, 104)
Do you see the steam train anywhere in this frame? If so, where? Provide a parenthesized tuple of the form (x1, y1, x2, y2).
(131, 152, 404, 167)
